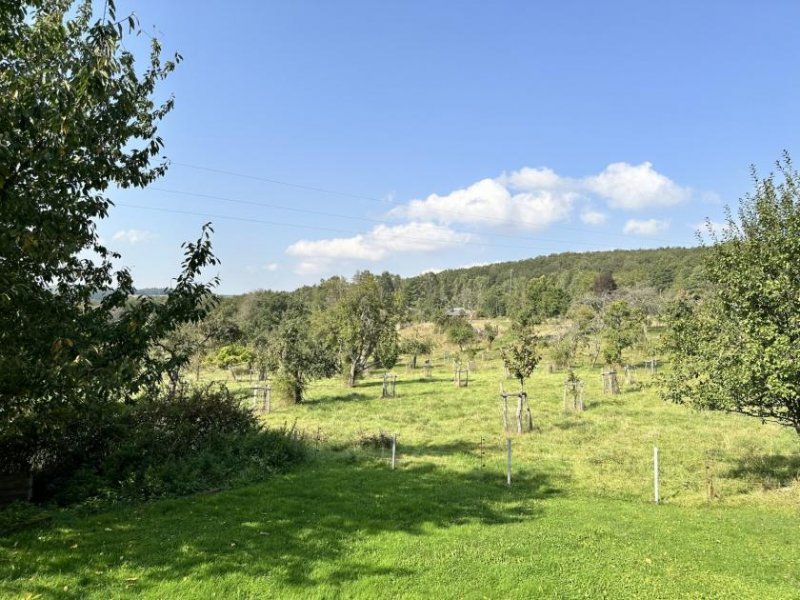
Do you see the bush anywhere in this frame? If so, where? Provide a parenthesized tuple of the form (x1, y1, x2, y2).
(36, 385, 305, 505)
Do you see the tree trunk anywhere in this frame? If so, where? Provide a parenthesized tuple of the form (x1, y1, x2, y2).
(347, 360, 358, 388)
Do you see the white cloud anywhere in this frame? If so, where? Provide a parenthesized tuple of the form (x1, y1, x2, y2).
(246, 262, 280, 274)
(286, 222, 471, 274)
(623, 218, 670, 236)
(585, 162, 690, 210)
(390, 162, 693, 235)
(498, 166, 564, 191)
(580, 208, 607, 225)
(112, 229, 156, 244)
(393, 177, 576, 231)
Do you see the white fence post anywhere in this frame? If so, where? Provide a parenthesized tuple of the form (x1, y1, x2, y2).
(391, 434, 397, 470)
(506, 438, 512, 486)
(653, 446, 660, 505)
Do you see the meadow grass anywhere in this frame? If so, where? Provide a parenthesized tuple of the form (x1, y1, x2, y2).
(2, 344, 800, 598)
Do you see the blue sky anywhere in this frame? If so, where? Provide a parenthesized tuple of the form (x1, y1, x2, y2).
(104, 0, 800, 293)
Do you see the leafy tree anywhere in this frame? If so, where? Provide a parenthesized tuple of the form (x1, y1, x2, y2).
(266, 302, 336, 403)
(663, 156, 800, 434)
(501, 329, 541, 391)
(401, 331, 433, 368)
(154, 309, 237, 390)
(446, 318, 476, 352)
(511, 275, 571, 327)
(482, 322, 499, 348)
(212, 344, 255, 369)
(600, 300, 644, 366)
(374, 333, 401, 372)
(592, 271, 618, 295)
(0, 1, 218, 473)
(324, 271, 402, 387)
(568, 298, 605, 366)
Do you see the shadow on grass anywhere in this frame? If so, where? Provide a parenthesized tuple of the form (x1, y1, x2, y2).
(727, 453, 800, 487)
(304, 392, 371, 405)
(552, 419, 591, 431)
(0, 457, 558, 598)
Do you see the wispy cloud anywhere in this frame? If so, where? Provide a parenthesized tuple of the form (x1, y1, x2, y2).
(112, 229, 157, 244)
(623, 218, 670, 236)
(580, 208, 607, 225)
(286, 222, 471, 274)
(246, 262, 280, 273)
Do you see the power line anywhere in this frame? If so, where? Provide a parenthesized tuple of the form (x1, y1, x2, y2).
(114, 202, 600, 255)
(148, 186, 639, 251)
(169, 161, 675, 244)
(170, 162, 383, 203)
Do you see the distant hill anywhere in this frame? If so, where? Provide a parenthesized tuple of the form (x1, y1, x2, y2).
(400, 246, 708, 318)
(89, 287, 170, 302)
(273, 245, 710, 321)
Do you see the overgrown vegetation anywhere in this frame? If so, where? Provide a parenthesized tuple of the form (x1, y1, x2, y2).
(46, 386, 305, 505)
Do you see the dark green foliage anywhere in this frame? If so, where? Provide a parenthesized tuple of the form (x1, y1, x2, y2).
(403, 247, 706, 319)
(592, 271, 618, 295)
(662, 155, 800, 433)
(44, 386, 305, 504)
(446, 318, 476, 351)
(510, 275, 571, 327)
(0, 1, 218, 475)
(374, 334, 401, 372)
(482, 323, 499, 348)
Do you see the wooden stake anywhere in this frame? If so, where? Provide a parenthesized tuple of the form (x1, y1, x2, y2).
(391, 434, 397, 470)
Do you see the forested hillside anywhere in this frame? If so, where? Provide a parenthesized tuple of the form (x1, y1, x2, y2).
(256, 245, 707, 321)
(401, 246, 707, 318)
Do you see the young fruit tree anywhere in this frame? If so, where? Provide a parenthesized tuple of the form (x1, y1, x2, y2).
(500, 329, 541, 391)
(600, 300, 644, 367)
(662, 154, 800, 434)
(0, 1, 218, 473)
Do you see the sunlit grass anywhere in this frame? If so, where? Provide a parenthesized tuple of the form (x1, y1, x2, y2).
(2, 338, 800, 598)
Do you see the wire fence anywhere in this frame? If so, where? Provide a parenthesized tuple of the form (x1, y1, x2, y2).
(287, 425, 800, 506)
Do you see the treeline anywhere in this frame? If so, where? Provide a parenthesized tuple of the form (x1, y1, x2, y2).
(402, 246, 707, 319)
(217, 246, 706, 326)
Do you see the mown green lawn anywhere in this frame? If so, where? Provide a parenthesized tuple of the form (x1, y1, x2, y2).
(2, 352, 800, 598)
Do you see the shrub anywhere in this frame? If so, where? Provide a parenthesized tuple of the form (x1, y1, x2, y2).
(356, 430, 395, 450)
(35, 385, 305, 505)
